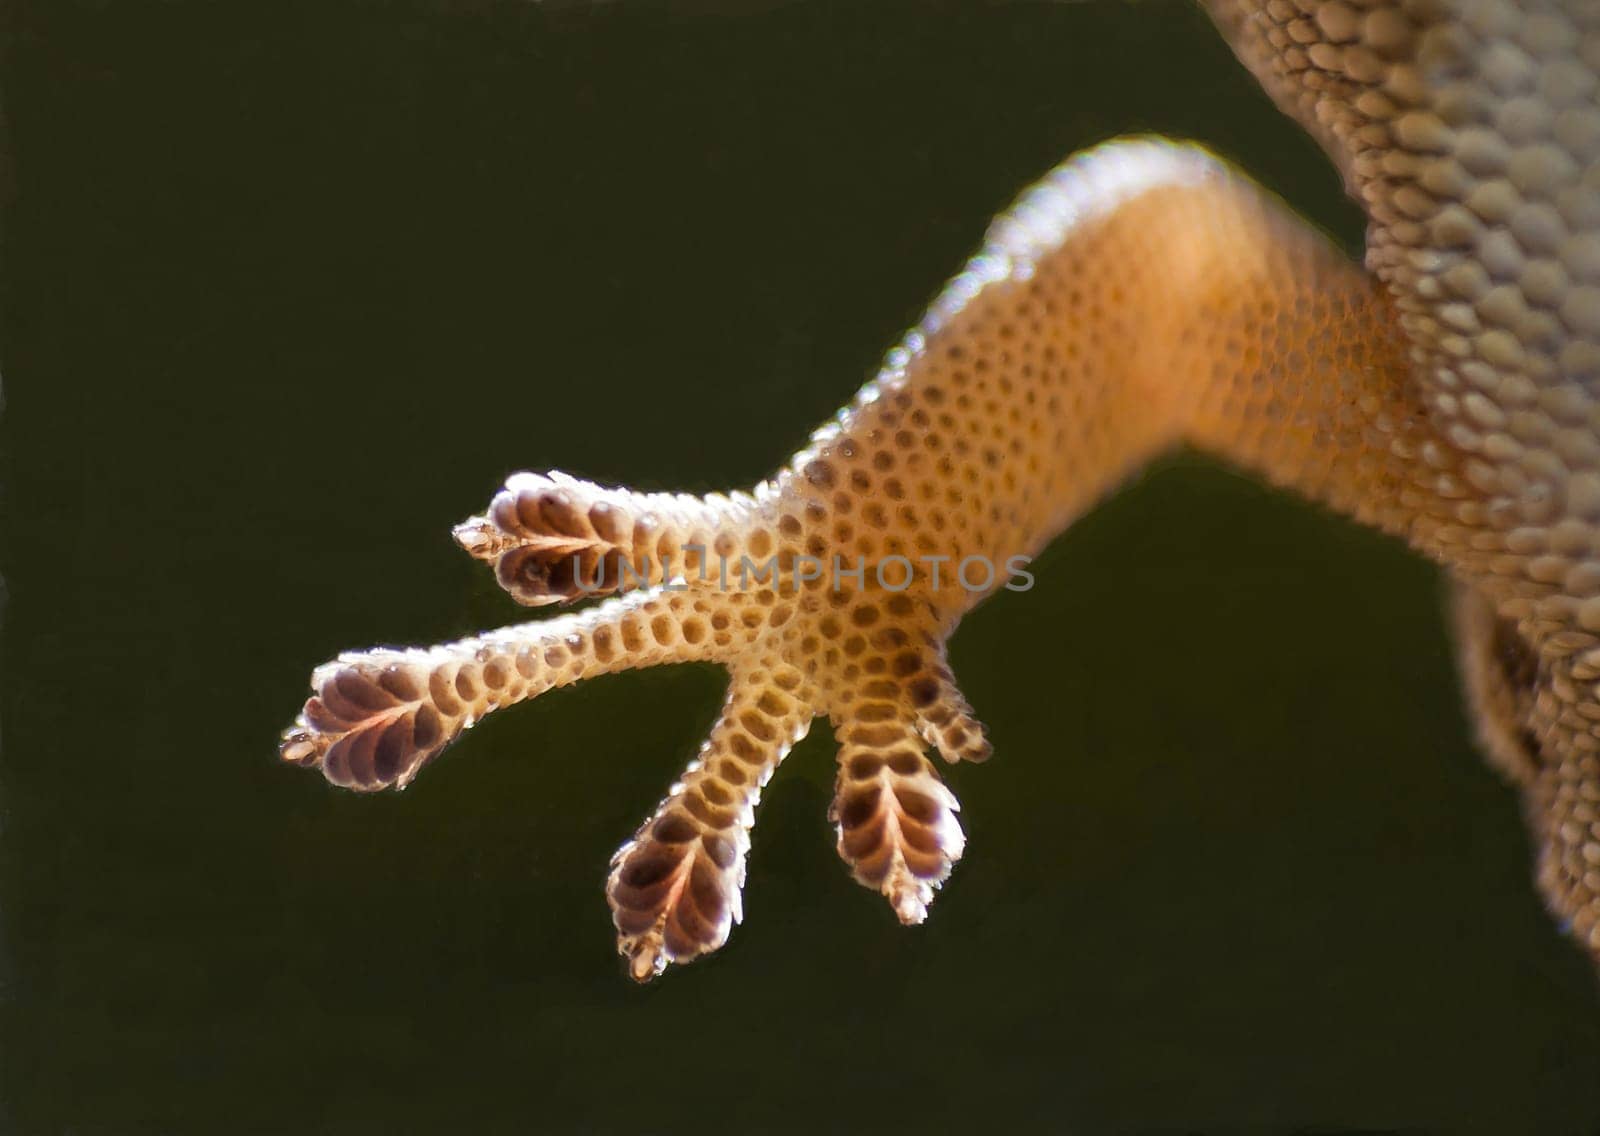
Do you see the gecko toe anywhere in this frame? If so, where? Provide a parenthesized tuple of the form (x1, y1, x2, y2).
(830, 677, 969, 921)
(454, 472, 636, 606)
(605, 663, 813, 978)
(910, 661, 993, 764)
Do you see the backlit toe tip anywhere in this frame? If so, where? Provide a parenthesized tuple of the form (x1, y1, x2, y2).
(889, 876, 932, 925)
(279, 727, 323, 766)
(452, 518, 500, 558)
(625, 934, 667, 983)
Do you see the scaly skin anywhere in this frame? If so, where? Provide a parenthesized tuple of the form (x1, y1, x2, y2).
(282, 0, 1600, 980)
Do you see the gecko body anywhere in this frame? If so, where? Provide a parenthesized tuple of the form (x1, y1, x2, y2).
(282, 0, 1600, 981)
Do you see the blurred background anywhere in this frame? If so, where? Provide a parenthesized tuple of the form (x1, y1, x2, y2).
(5, 0, 1600, 1131)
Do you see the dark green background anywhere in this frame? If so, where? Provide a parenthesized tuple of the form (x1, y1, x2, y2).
(6, 1, 1600, 1131)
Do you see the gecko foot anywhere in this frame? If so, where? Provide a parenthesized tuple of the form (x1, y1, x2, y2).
(283, 465, 993, 977)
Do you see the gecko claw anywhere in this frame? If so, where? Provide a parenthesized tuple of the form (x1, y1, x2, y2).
(625, 935, 667, 984)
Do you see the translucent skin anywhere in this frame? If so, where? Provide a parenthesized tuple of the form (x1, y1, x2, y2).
(282, 0, 1600, 979)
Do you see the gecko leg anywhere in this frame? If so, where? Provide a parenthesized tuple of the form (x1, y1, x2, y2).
(284, 138, 1599, 973)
